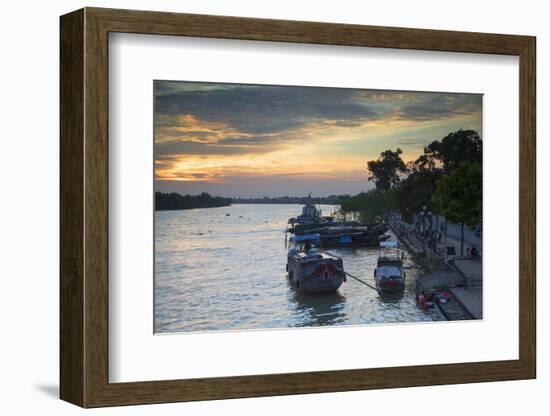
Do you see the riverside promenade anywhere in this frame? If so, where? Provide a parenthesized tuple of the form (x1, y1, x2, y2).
(387, 214, 483, 320)
(387, 214, 482, 263)
(448, 258, 482, 319)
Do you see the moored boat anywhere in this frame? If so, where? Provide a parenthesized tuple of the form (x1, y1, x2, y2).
(287, 234, 346, 293)
(306, 225, 391, 248)
(374, 241, 406, 293)
(287, 202, 335, 234)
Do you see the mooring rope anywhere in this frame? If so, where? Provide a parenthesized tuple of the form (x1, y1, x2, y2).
(321, 249, 380, 293)
(339, 268, 380, 293)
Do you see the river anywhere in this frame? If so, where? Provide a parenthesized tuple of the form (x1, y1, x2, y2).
(154, 204, 432, 334)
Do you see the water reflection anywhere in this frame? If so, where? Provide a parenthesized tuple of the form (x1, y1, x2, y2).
(377, 291, 405, 303)
(288, 289, 347, 327)
(154, 204, 432, 333)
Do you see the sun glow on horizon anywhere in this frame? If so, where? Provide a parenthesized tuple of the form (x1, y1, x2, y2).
(154, 81, 482, 196)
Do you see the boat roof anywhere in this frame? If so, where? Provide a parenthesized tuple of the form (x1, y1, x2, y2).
(378, 255, 402, 263)
(289, 233, 321, 242)
(380, 241, 399, 248)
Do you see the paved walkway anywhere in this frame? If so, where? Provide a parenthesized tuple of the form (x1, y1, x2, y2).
(389, 214, 483, 320)
(434, 216, 481, 257)
(453, 258, 482, 276)
(390, 217, 480, 260)
(442, 217, 481, 247)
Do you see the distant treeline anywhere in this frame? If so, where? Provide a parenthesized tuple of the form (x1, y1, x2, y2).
(155, 192, 232, 211)
(233, 195, 346, 205)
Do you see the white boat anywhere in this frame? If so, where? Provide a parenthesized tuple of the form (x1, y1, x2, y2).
(374, 241, 406, 293)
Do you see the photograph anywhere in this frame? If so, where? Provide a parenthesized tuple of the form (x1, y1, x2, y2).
(153, 80, 483, 334)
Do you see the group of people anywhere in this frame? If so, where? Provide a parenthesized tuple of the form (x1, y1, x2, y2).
(418, 291, 436, 310)
(418, 288, 452, 311)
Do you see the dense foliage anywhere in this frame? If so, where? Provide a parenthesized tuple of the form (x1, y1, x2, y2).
(422, 129, 482, 173)
(340, 190, 393, 223)
(366, 148, 407, 191)
(343, 129, 482, 250)
(393, 169, 441, 222)
(432, 161, 482, 254)
(155, 192, 232, 211)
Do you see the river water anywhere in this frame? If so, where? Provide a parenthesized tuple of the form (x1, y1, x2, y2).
(154, 204, 432, 334)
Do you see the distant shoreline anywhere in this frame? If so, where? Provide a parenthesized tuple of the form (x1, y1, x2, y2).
(228, 195, 344, 205)
(155, 192, 232, 211)
(155, 192, 348, 211)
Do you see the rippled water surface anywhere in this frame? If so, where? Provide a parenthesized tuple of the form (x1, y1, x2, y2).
(155, 204, 432, 333)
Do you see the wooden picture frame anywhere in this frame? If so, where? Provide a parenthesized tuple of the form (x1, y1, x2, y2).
(60, 7, 536, 408)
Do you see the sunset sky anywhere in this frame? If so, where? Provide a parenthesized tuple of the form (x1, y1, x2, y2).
(154, 81, 482, 198)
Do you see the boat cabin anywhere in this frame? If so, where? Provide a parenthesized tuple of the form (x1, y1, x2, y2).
(377, 241, 404, 263)
(374, 241, 406, 292)
(286, 233, 346, 293)
(300, 203, 320, 219)
(288, 233, 321, 255)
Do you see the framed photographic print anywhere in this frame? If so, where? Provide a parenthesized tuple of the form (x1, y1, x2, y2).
(60, 7, 536, 408)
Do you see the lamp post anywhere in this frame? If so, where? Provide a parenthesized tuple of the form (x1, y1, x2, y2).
(421, 205, 428, 234)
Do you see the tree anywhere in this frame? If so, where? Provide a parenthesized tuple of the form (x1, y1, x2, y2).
(155, 192, 232, 211)
(422, 129, 482, 174)
(432, 162, 482, 255)
(340, 189, 393, 223)
(393, 169, 441, 222)
(366, 148, 407, 191)
(413, 153, 437, 172)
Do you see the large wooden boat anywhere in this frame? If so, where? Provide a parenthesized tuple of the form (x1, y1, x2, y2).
(306, 225, 391, 248)
(287, 234, 346, 293)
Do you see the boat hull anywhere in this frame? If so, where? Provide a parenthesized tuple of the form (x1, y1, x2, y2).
(320, 233, 391, 248)
(375, 277, 405, 293)
(296, 273, 345, 293)
(287, 257, 345, 293)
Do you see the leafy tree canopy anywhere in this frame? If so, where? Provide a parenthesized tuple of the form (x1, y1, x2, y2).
(421, 129, 482, 174)
(432, 161, 482, 226)
(367, 148, 407, 191)
(394, 169, 441, 222)
(340, 189, 393, 223)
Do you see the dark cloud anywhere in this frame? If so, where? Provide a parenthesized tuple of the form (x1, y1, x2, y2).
(154, 82, 482, 157)
(155, 84, 378, 135)
(394, 93, 482, 121)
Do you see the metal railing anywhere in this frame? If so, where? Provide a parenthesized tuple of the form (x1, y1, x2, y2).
(464, 273, 483, 290)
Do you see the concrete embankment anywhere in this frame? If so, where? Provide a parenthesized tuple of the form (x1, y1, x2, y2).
(448, 258, 483, 319)
(449, 287, 482, 319)
(386, 219, 424, 256)
(386, 219, 445, 271)
(387, 218, 482, 321)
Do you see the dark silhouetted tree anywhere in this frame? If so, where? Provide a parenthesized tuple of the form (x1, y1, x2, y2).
(394, 169, 441, 222)
(367, 148, 407, 191)
(422, 129, 482, 174)
(155, 192, 232, 211)
(340, 189, 393, 223)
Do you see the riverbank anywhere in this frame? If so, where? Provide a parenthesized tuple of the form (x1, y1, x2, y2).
(387, 214, 483, 321)
(155, 191, 232, 211)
